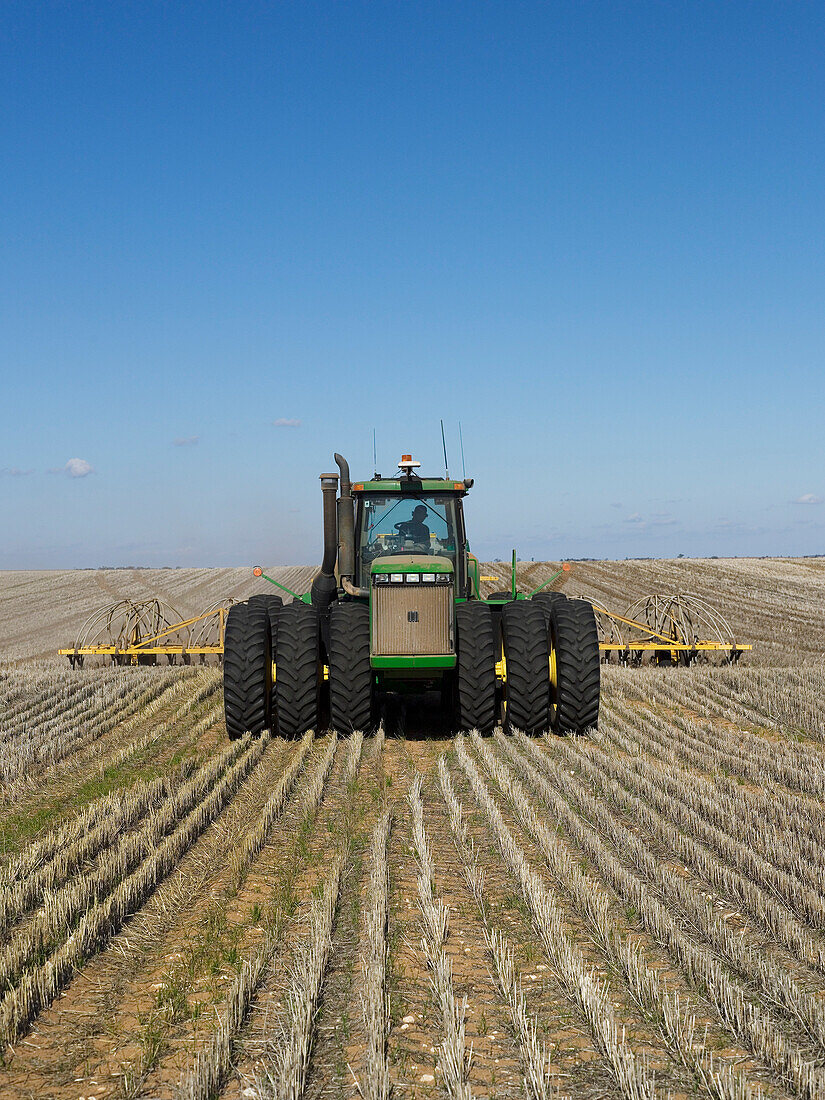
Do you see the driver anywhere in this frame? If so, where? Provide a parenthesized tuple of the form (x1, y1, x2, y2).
(397, 504, 431, 545)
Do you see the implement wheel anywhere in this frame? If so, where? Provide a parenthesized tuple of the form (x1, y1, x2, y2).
(502, 601, 549, 735)
(455, 602, 496, 734)
(329, 602, 373, 734)
(275, 602, 321, 738)
(548, 598, 600, 734)
(223, 603, 251, 740)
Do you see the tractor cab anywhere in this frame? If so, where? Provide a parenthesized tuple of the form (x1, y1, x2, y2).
(353, 457, 473, 595)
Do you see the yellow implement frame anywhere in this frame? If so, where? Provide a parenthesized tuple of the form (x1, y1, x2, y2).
(59, 606, 229, 666)
(592, 603, 751, 662)
(599, 641, 752, 654)
(599, 642, 752, 652)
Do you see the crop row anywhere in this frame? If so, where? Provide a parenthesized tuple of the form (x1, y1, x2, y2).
(0, 668, 194, 786)
(0, 730, 268, 1051)
(477, 732, 765, 1100)
(179, 729, 362, 1100)
(596, 710, 825, 946)
(409, 772, 473, 1100)
(602, 700, 825, 898)
(608, 683, 825, 801)
(361, 804, 392, 1100)
(438, 757, 554, 1100)
(454, 736, 657, 1100)
(511, 729, 825, 1097)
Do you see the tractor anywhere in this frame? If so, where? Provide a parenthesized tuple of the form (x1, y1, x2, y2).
(223, 453, 600, 738)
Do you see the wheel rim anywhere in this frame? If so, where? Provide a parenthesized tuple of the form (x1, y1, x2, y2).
(499, 649, 507, 725)
(548, 639, 558, 725)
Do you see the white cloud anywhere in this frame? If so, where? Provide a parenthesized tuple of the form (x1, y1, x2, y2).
(173, 436, 199, 447)
(0, 467, 34, 477)
(621, 510, 677, 530)
(272, 418, 301, 428)
(795, 493, 822, 505)
(65, 458, 94, 478)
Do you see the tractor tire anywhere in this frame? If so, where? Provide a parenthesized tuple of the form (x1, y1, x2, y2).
(502, 601, 549, 735)
(549, 598, 600, 734)
(243, 599, 274, 735)
(266, 598, 284, 720)
(275, 602, 321, 738)
(250, 592, 283, 618)
(487, 590, 513, 601)
(223, 602, 251, 740)
(328, 602, 373, 734)
(455, 602, 496, 734)
(531, 591, 568, 625)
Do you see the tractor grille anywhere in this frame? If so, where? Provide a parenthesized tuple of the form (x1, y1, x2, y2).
(372, 582, 454, 656)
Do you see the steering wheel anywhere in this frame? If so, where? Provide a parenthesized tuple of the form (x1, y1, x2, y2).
(392, 522, 428, 553)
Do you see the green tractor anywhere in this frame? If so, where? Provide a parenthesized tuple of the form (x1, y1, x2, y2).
(223, 452, 600, 738)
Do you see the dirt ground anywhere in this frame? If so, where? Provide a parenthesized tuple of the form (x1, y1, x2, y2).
(1, 561, 824, 1099)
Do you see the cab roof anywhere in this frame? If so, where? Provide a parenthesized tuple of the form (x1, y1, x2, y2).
(352, 476, 473, 495)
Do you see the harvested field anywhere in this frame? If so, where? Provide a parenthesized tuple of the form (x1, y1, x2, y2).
(0, 561, 824, 1100)
(2, 557, 824, 663)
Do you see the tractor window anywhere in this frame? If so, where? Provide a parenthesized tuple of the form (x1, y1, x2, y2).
(357, 495, 459, 577)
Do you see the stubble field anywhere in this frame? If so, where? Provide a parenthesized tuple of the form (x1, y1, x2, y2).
(0, 559, 824, 1100)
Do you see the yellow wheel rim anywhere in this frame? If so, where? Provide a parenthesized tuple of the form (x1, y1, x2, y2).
(500, 653, 507, 716)
(548, 639, 558, 724)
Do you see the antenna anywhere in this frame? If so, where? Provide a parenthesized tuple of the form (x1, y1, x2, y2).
(440, 419, 450, 478)
(458, 421, 466, 479)
(372, 428, 377, 476)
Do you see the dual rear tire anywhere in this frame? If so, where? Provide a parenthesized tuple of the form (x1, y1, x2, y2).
(224, 596, 374, 739)
(224, 596, 321, 739)
(541, 595, 600, 734)
(224, 595, 285, 739)
(501, 601, 550, 734)
(453, 595, 600, 735)
(274, 603, 321, 738)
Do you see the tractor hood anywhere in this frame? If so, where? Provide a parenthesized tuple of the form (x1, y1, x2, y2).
(370, 554, 454, 576)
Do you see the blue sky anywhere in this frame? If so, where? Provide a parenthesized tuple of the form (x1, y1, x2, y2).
(2, 1, 824, 567)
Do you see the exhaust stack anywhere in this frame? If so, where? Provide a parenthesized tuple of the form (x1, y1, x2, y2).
(310, 471, 340, 613)
(335, 452, 368, 597)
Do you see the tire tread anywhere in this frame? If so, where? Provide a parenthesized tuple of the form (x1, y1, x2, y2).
(550, 599, 600, 733)
(502, 601, 549, 734)
(329, 603, 373, 733)
(223, 603, 250, 740)
(455, 602, 496, 734)
(275, 603, 320, 738)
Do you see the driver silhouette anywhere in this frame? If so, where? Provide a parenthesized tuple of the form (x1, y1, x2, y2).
(397, 504, 431, 545)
